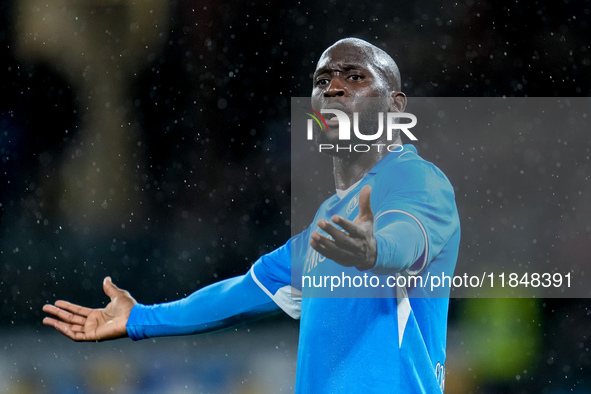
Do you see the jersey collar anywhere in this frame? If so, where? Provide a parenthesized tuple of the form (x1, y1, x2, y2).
(368, 144, 417, 175)
(333, 144, 417, 199)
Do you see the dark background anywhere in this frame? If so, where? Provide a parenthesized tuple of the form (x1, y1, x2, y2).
(1, 1, 590, 393)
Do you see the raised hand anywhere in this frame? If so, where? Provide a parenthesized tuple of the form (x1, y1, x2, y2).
(42, 277, 137, 342)
(310, 185, 377, 270)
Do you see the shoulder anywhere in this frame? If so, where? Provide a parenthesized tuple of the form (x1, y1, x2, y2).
(374, 151, 453, 196)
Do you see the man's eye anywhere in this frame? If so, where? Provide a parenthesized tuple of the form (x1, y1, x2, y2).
(349, 74, 363, 81)
(316, 78, 329, 86)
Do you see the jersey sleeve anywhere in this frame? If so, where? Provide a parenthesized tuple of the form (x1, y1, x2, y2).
(250, 236, 303, 319)
(371, 158, 459, 275)
(126, 270, 280, 341)
(371, 214, 426, 275)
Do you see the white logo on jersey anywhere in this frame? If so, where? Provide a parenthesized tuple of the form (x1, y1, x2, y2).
(346, 192, 361, 215)
(304, 225, 330, 273)
(304, 247, 326, 273)
(435, 361, 445, 391)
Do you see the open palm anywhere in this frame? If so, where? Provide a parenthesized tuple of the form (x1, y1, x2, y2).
(310, 185, 377, 270)
(43, 277, 136, 341)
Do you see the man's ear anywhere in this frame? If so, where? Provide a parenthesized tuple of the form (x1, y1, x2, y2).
(390, 91, 407, 112)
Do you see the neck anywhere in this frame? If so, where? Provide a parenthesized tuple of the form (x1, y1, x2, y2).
(332, 149, 389, 190)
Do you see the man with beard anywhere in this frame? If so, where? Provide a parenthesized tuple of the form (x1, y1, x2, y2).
(43, 38, 460, 393)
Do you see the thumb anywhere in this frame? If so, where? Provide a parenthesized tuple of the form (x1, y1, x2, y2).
(103, 276, 122, 300)
(357, 185, 374, 222)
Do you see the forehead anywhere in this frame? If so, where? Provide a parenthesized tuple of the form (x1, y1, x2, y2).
(314, 44, 376, 75)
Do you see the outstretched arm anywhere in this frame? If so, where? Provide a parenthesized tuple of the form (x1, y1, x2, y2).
(126, 271, 279, 340)
(43, 271, 280, 342)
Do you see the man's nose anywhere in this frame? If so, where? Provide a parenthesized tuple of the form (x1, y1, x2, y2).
(325, 76, 345, 97)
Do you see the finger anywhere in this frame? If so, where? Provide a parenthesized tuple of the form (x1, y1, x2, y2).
(53, 300, 93, 317)
(42, 316, 81, 330)
(42, 316, 60, 327)
(330, 215, 364, 237)
(310, 233, 357, 266)
(310, 241, 357, 266)
(43, 304, 88, 325)
(43, 318, 90, 341)
(103, 276, 124, 300)
(56, 324, 92, 341)
(318, 219, 359, 246)
(311, 226, 360, 252)
(357, 185, 374, 222)
(310, 231, 336, 248)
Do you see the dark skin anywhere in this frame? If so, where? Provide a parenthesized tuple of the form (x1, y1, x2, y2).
(42, 277, 136, 341)
(42, 39, 406, 341)
(309, 40, 406, 270)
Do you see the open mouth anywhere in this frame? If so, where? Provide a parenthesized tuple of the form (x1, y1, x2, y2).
(325, 116, 340, 128)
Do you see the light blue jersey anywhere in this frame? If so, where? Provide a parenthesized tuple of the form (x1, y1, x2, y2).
(128, 144, 460, 393)
(251, 145, 460, 393)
